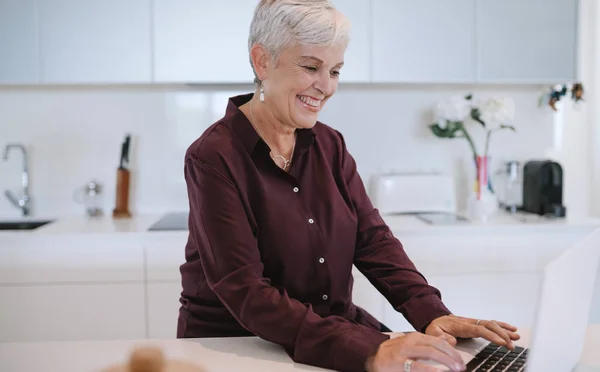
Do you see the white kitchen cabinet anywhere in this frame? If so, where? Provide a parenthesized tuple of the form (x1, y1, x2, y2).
(0, 0, 39, 84)
(382, 272, 543, 332)
(0, 234, 146, 343)
(371, 0, 476, 83)
(476, 0, 578, 83)
(144, 235, 185, 338)
(0, 235, 144, 284)
(38, 0, 152, 83)
(0, 283, 146, 342)
(330, 0, 371, 83)
(147, 282, 182, 339)
(144, 234, 187, 281)
(153, 0, 256, 83)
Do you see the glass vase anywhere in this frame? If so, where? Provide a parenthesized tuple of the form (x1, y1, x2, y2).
(466, 155, 498, 222)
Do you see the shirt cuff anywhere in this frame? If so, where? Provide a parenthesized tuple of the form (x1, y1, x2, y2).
(401, 294, 452, 333)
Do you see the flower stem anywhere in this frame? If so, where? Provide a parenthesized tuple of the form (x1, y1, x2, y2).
(484, 129, 492, 157)
(458, 122, 478, 157)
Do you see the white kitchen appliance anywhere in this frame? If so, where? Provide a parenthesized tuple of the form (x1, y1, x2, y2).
(369, 173, 468, 224)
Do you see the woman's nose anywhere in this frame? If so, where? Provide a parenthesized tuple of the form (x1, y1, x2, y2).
(314, 71, 335, 96)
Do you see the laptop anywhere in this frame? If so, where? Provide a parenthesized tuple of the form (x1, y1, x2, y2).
(428, 228, 600, 371)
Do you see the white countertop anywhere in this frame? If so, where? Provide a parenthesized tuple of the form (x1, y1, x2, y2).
(0, 213, 166, 235)
(1, 209, 599, 236)
(1, 326, 599, 372)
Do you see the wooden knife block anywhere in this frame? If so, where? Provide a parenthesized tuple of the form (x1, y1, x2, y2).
(113, 168, 132, 218)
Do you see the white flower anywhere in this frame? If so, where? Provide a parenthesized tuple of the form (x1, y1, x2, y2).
(479, 97, 515, 127)
(434, 95, 471, 124)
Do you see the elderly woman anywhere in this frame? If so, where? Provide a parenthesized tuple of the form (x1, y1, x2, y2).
(177, 1, 520, 371)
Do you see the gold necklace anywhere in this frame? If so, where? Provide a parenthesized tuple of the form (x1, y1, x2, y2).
(249, 99, 296, 171)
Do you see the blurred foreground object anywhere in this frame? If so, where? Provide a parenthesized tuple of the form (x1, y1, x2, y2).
(102, 345, 206, 372)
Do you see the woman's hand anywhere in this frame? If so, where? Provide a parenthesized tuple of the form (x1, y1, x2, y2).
(425, 314, 521, 350)
(366, 332, 466, 372)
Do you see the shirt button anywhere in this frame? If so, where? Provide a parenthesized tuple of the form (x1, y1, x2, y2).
(308, 218, 314, 224)
(318, 257, 325, 264)
(322, 294, 328, 300)
(293, 187, 299, 193)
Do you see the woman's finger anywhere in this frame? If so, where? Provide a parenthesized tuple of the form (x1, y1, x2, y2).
(506, 330, 521, 341)
(426, 326, 458, 346)
(495, 320, 518, 332)
(461, 324, 507, 346)
(469, 319, 521, 341)
(399, 346, 466, 372)
(441, 333, 458, 346)
(415, 333, 463, 363)
(484, 321, 514, 349)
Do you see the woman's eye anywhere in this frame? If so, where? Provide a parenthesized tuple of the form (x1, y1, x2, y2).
(304, 66, 318, 72)
(331, 70, 340, 77)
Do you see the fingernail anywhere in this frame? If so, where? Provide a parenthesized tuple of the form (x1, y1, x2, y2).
(454, 362, 466, 371)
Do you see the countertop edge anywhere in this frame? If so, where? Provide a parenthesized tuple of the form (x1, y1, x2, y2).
(0, 211, 599, 237)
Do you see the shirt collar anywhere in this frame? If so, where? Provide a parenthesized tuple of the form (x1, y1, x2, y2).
(228, 93, 316, 155)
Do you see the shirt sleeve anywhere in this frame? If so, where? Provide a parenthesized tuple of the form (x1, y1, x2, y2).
(337, 133, 452, 333)
(184, 154, 389, 372)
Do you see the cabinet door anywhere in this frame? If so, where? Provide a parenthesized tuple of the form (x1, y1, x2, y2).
(0, 284, 146, 342)
(371, 0, 476, 83)
(331, 0, 370, 82)
(0, 235, 144, 284)
(0, 0, 39, 84)
(145, 236, 186, 338)
(147, 282, 182, 339)
(153, 0, 256, 83)
(38, 0, 151, 83)
(476, 0, 578, 83)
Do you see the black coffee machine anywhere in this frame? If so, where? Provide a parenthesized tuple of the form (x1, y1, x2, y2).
(522, 160, 567, 217)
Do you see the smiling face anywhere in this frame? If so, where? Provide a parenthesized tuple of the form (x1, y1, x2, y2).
(255, 43, 346, 130)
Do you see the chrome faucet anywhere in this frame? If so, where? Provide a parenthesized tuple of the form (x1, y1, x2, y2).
(3, 143, 30, 216)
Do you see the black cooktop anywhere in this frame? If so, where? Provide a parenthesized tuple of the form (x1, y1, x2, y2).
(148, 212, 189, 231)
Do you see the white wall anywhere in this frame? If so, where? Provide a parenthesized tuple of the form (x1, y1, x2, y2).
(545, 0, 600, 219)
(0, 84, 558, 219)
(588, 0, 600, 218)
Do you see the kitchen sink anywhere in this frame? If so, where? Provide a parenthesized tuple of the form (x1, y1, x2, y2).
(0, 220, 54, 231)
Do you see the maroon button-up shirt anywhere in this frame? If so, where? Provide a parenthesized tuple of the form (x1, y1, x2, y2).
(178, 93, 451, 372)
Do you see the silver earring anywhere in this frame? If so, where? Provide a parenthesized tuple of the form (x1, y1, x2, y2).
(259, 87, 264, 102)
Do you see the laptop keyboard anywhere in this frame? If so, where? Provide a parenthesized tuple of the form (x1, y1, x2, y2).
(465, 343, 528, 371)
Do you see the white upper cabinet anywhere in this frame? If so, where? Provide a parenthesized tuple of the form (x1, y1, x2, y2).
(476, 0, 578, 83)
(331, 0, 370, 83)
(0, 0, 581, 85)
(153, 0, 256, 84)
(0, 0, 39, 84)
(371, 0, 476, 83)
(38, 0, 152, 84)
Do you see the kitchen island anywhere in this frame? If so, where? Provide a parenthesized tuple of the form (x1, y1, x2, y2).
(1, 212, 599, 344)
(1, 327, 600, 372)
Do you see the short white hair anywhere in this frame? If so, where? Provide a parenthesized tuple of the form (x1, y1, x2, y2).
(248, 0, 351, 85)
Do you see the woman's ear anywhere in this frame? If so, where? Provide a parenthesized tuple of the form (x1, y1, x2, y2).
(250, 44, 269, 81)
